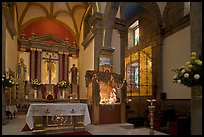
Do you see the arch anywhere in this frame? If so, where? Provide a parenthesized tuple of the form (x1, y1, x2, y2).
(102, 2, 120, 47)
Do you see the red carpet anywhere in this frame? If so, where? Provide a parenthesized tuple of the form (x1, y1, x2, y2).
(21, 124, 31, 132)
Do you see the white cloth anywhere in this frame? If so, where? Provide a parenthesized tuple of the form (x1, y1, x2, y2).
(6, 105, 17, 114)
(26, 103, 91, 130)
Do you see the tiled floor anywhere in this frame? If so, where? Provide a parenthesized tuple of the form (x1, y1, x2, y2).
(2, 114, 168, 135)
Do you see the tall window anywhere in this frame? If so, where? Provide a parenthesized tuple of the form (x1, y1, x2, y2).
(134, 20, 139, 45)
(128, 20, 139, 48)
(125, 46, 152, 97)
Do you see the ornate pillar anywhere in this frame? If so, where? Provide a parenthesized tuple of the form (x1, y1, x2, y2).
(64, 52, 69, 81)
(36, 48, 42, 99)
(36, 48, 42, 80)
(30, 48, 36, 80)
(58, 51, 63, 81)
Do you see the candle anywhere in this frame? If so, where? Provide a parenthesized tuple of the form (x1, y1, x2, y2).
(147, 99, 156, 106)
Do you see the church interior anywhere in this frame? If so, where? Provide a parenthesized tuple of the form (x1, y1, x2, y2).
(2, 2, 202, 135)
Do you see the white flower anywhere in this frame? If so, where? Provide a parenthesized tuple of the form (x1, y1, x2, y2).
(198, 61, 202, 65)
(181, 69, 185, 74)
(184, 73, 189, 78)
(194, 74, 200, 79)
(177, 80, 181, 84)
(179, 66, 185, 69)
(173, 75, 177, 79)
(2, 78, 4, 81)
(191, 52, 196, 56)
(185, 62, 190, 66)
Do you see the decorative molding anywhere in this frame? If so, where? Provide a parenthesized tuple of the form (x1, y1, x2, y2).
(81, 29, 94, 50)
(114, 18, 127, 31)
(163, 14, 190, 38)
(19, 34, 79, 55)
(100, 47, 115, 56)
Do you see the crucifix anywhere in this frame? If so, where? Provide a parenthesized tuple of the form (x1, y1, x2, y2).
(42, 53, 58, 90)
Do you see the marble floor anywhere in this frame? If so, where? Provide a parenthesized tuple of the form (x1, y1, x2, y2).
(2, 114, 168, 135)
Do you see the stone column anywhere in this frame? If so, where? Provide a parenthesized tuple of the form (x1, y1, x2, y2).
(58, 51, 63, 81)
(118, 30, 127, 80)
(90, 12, 103, 71)
(190, 2, 202, 135)
(30, 48, 36, 80)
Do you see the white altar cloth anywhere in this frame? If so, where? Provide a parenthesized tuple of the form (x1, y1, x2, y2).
(26, 103, 91, 130)
(6, 105, 17, 114)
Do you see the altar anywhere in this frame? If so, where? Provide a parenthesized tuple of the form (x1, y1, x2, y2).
(26, 103, 91, 130)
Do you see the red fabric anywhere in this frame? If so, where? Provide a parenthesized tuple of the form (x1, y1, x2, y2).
(54, 85, 58, 99)
(35, 50, 38, 78)
(62, 54, 65, 80)
(41, 84, 46, 99)
(21, 124, 31, 132)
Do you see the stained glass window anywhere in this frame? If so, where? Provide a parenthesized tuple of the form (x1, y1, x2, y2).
(125, 46, 152, 97)
(134, 20, 139, 45)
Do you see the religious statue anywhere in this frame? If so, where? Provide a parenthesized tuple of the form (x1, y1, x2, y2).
(70, 64, 78, 84)
(109, 88, 117, 104)
(17, 58, 27, 80)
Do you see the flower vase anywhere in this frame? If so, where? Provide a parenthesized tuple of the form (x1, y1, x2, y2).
(192, 85, 202, 101)
(62, 89, 65, 99)
(34, 88, 38, 99)
(4, 87, 8, 93)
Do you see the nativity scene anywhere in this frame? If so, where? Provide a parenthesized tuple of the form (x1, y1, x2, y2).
(2, 2, 202, 135)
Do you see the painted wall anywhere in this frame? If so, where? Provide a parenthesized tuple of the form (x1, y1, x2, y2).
(23, 19, 75, 42)
(78, 39, 94, 99)
(163, 26, 191, 99)
(5, 29, 18, 76)
(111, 29, 121, 75)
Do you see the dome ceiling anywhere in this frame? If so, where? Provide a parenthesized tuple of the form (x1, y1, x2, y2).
(16, 2, 90, 39)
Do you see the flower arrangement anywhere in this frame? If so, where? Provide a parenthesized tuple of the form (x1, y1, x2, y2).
(2, 74, 15, 88)
(30, 79, 41, 89)
(57, 80, 69, 89)
(172, 51, 202, 87)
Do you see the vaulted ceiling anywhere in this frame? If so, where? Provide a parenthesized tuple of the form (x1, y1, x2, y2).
(16, 2, 90, 39)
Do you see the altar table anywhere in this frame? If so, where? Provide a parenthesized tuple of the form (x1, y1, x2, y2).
(6, 105, 17, 119)
(26, 103, 91, 130)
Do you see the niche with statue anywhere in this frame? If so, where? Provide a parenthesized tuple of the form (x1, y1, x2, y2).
(85, 70, 127, 124)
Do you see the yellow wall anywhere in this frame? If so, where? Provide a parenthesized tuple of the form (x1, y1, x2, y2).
(163, 26, 191, 99)
(5, 29, 18, 76)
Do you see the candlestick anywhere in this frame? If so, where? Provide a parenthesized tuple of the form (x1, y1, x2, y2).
(147, 99, 156, 106)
